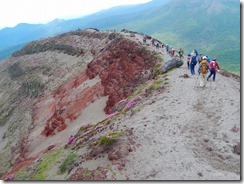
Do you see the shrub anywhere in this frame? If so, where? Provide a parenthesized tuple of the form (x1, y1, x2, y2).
(59, 153, 76, 174)
(32, 149, 63, 180)
(7, 63, 25, 79)
(99, 131, 124, 146)
(20, 80, 45, 98)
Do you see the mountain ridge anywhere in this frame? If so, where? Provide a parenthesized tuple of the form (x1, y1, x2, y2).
(0, 28, 240, 180)
(0, 0, 240, 75)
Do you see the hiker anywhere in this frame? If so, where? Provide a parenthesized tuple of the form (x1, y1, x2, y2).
(186, 54, 191, 69)
(166, 44, 170, 53)
(143, 34, 147, 44)
(197, 53, 203, 64)
(207, 58, 220, 81)
(151, 39, 155, 46)
(170, 48, 175, 57)
(178, 48, 184, 60)
(155, 41, 160, 49)
(198, 56, 209, 87)
(190, 53, 197, 75)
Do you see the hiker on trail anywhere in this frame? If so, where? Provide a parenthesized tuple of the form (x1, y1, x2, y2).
(207, 58, 220, 81)
(143, 34, 147, 44)
(151, 39, 155, 46)
(186, 54, 191, 69)
(198, 56, 209, 87)
(170, 48, 175, 57)
(197, 53, 203, 64)
(166, 44, 170, 53)
(156, 41, 160, 49)
(178, 48, 184, 60)
(190, 53, 197, 75)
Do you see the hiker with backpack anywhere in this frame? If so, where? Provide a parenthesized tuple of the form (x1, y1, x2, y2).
(143, 34, 147, 44)
(186, 54, 191, 69)
(207, 58, 220, 81)
(178, 48, 184, 60)
(166, 44, 170, 54)
(170, 48, 175, 57)
(190, 53, 197, 75)
(198, 56, 209, 87)
(155, 41, 160, 49)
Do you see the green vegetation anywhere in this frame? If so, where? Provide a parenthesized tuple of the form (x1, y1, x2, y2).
(107, 0, 240, 75)
(7, 63, 25, 79)
(0, 0, 239, 75)
(32, 149, 63, 180)
(99, 131, 124, 145)
(59, 153, 76, 174)
(15, 168, 30, 180)
(149, 79, 163, 90)
(20, 80, 45, 98)
(12, 42, 83, 57)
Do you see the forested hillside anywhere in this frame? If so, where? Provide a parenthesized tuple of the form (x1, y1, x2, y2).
(105, 0, 240, 74)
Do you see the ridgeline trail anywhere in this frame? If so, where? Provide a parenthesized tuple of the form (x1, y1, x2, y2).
(1, 30, 240, 180)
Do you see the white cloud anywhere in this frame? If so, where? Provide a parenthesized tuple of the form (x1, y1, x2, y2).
(0, 0, 151, 29)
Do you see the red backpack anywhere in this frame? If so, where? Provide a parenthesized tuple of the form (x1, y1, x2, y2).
(210, 61, 216, 71)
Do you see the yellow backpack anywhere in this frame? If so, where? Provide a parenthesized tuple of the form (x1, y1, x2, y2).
(201, 60, 208, 74)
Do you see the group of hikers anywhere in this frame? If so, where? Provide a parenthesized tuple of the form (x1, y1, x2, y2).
(186, 49, 220, 87)
(143, 35, 184, 59)
(142, 35, 220, 88)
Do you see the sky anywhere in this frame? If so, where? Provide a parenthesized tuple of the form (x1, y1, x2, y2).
(0, 0, 151, 29)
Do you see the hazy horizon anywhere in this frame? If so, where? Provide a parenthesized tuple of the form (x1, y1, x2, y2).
(0, 0, 151, 30)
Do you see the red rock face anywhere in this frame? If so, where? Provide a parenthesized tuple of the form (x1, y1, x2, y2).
(87, 37, 158, 113)
(33, 37, 159, 137)
(33, 71, 104, 137)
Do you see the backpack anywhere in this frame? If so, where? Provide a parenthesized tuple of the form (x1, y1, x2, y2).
(191, 56, 197, 65)
(210, 61, 216, 71)
(179, 50, 183, 56)
(200, 60, 208, 74)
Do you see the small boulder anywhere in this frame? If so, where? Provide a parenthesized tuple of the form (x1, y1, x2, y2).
(162, 58, 183, 73)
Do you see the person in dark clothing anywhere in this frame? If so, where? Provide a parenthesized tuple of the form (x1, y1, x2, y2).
(190, 53, 197, 75)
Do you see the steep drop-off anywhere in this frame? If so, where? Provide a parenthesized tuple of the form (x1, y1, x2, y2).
(0, 29, 162, 178)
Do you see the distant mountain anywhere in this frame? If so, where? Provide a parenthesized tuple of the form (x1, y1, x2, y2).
(0, 0, 240, 74)
(0, 0, 169, 51)
(104, 0, 240, 74)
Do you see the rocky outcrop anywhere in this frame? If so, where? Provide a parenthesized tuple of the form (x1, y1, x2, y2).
(86, 36, 161, 113)
(162, 57, 183, 73)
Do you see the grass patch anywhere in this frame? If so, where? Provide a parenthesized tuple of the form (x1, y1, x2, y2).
(58, 153, 76, 174)
(15, 167, 30, 180)
(99, 131, 124, 145)
(149, 79, 163, 90)
(32, 149, 63, 180)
